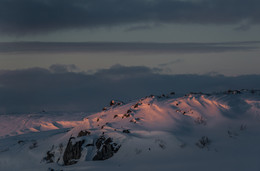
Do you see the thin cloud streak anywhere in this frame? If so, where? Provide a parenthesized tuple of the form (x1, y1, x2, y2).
(0, 41, 259, 54)
(158, 59, 183, 67)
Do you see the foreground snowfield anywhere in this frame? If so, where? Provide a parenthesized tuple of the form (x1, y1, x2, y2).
(0, 90, 260, 171)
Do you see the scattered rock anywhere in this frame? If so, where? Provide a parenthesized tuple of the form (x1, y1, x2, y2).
(240, 124, 247, 131)
(148, 94, 155, 98)
(159, 143, 166, 149)
(18, 140, 25, 145)
(196, 136, 210, 149)
(227, 130, 239, 138)
(43, 150, 55, 163)
(133, 103, 139, 108)
(133, 102, 142, 109)
(226, 89, 241, 95)
(130, 119, 136, 123)
(110, 100, 116, 106)
(108, 100, 124, 108)
(170, 92, 175, 95)
(122, 129, 130, 134)
(122, 113, 131, 118)
(176, 109, 187, 115)
(77, 130, 91, 137)
(155, 139, 166, 149)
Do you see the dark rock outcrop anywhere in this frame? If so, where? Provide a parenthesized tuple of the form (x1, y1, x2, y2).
(18, 140, 25, 145)
(92, 136, 120, 161)
(226, 89, 242, 95)
(123, 129, 130, 133)
(77, 130, 91, 137)
(42, 145, 55, 163)
(43, 150, 55, 163)
(110, 100, 116, 106)
(63, 137, 85, 165)
(170, 92, 175, 95)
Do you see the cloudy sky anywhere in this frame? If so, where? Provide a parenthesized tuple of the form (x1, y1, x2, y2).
(0, 0, 260, 113)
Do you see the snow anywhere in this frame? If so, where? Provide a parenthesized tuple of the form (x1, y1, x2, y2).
(0, 113, 85, 138)
(0, 90, 260, 171)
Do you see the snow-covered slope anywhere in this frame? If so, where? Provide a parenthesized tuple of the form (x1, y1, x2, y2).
(0, 113, 85, 138)
(0, 90, 260, 171)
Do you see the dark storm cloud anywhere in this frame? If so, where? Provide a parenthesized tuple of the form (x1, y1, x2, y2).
(0, 41, 259, 54)
(0, 64, 260, 114)
(0, 0, 259, 35)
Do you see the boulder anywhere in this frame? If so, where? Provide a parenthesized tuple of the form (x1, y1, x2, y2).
(92, 136, 120, 161)
(63, 137, 85, 165)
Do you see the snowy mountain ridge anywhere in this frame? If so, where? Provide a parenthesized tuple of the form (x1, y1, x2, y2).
(0, 89, 260, 171)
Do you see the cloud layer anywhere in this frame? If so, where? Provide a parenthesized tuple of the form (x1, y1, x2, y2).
(0, 41, 259, 54)
(0, 64, 259, 114)
(0, 0, 259, 35)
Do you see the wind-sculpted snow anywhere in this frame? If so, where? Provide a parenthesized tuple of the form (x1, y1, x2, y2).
(0, 113, 85, 138)
(0, 90, 260, 171)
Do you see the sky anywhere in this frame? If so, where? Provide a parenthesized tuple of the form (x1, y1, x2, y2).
(0, 0, 260, 113)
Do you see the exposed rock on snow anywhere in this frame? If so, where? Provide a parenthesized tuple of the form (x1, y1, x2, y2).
(195, 136, 211, 149)
(103, 100, 124, 111)
(63, 137, 85, 165)
(122, 129, 130, 134)
(93, 136, 120, 160)
(43, 150, 55, 163)
(77, 130, 91, 137)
